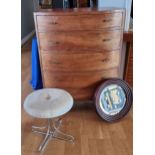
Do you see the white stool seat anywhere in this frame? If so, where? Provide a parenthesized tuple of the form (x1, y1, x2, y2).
(24, 88, 73, 119)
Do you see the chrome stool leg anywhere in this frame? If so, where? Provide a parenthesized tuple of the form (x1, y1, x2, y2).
(32, 125, 47, 135)
(32, 130, 49, 135)
(54, 118, 62, 128)
(52, 120, 74, 142)
(53, 130, 75, 142)
(32, 126, 47, 130)
(38, 119, 52, 152)
(31, 118, 62, 135)
(31, 118, 74, 153)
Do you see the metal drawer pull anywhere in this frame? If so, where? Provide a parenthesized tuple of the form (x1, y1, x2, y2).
(102, 58, 110, 62)
(102, 19, 112, 22)
(102, 39, 111, 42)
(49, 22, 58, 25)
(50, 60, 61, 64)
(48, 41, 60, 45)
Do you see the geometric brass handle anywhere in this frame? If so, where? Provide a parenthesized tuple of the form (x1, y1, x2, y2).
(48, 41, 60, 45)
(50, 21, 58, 25)
(102, 19, 112, 22)
(50, 60, 61, 64)
(102, 58, 110, 62)
(102, 38, 111, 42)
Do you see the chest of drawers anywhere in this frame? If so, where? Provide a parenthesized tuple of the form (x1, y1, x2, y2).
(34, 8, 125, 101)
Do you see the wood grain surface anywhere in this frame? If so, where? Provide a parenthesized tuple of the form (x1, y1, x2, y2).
(41, 51, 120, 71)
(43, 68, 119, 88)
(37, 13, 123, 32)
(39, 30, 122, 51)
(34, 8, 125, 100)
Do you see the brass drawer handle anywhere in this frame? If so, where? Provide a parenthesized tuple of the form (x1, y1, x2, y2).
(50, 60, 61, 64)
(102, 19, 112, 22)
(48, 41, 60, 45)
(49, 21, 58, 25)
(102, 39, 111, 42)
(102, 58, 110, 62)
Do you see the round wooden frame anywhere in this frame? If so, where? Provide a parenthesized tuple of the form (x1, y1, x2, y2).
(94, 78, 133, 122)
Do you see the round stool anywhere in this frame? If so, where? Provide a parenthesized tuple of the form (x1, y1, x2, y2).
(23, 88, 74, 152)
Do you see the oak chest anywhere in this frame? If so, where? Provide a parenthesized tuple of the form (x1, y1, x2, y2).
(34, 8, 125, 101)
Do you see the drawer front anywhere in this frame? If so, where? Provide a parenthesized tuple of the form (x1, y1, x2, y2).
(39, 30, 122, 51)
(43, 86, 95, 101)
(43, 68, 119, 89)
(41, 51, 120, 72)
(58, 87, 95, 101)
(37, 13, 123, 32)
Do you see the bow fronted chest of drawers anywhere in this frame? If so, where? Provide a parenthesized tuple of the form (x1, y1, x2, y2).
(34, 8, 125, 101)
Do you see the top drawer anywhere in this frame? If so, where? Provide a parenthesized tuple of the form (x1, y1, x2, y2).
(37, 13, 123, 32)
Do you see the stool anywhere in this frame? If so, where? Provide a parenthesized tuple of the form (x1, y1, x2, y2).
(23, 88, 74, 152)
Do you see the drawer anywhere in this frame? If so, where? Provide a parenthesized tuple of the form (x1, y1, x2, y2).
(59, 87, 96, 101)
(43, 86, 95, 101)
(41, 51, 120, 72)
(39, 29, 122, 51)
(42, 68, 119, 89)
(37, 13, 123, 32)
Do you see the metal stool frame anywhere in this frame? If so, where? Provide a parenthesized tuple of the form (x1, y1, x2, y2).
(32, 118, 74, 152)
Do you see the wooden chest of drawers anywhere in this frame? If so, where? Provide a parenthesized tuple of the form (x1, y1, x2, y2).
(34, 8, 125, 101)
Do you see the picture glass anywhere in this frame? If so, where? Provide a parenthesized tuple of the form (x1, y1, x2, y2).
(99, 84, 126, 116)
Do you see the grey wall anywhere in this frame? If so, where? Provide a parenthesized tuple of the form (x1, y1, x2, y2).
(21, 0, 35, 39)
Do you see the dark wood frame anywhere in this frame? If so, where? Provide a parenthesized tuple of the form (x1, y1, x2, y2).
(94, 78, 133, 122)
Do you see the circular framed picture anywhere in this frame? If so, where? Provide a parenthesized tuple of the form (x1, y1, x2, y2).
(94, 78, 133, 122)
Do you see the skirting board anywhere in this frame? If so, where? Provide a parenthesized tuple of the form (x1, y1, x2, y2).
(21, 30, 35, 46)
